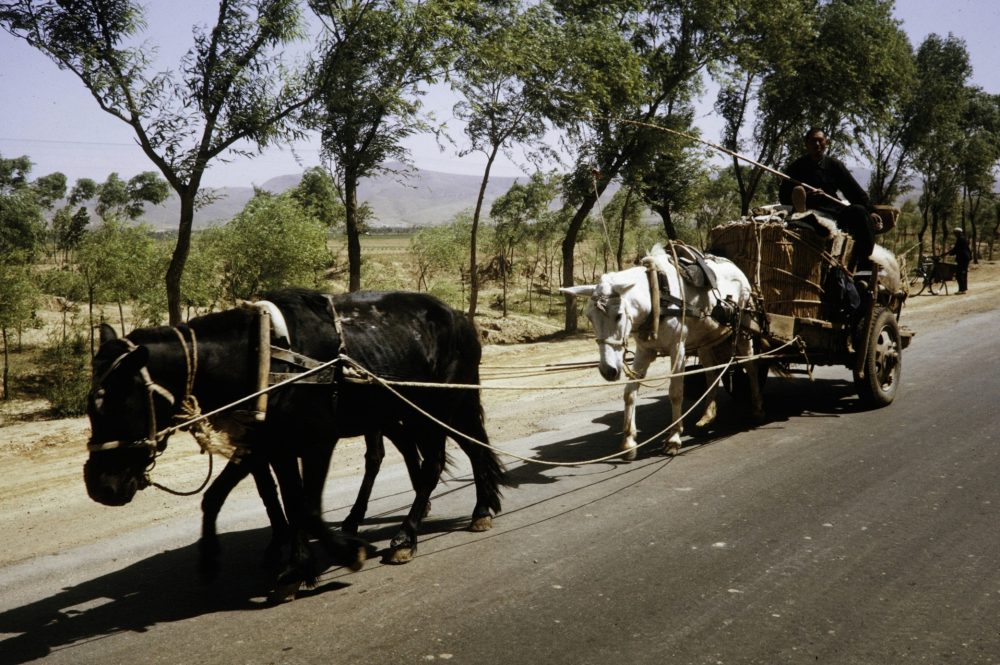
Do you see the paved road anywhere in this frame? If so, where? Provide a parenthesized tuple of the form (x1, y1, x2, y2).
(2, 309, 999, 664)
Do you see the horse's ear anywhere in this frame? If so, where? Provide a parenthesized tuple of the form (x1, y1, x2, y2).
(117, 346, 150, 376)
(612, 283, 636, 296)
(560, 285, 596, 298)
(98, 323, 118, 345)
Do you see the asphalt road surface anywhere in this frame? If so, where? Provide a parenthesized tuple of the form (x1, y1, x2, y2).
(2, 308, 999, 665)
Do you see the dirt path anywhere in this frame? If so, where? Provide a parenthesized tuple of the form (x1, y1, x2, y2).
(1, 260, 996, 568)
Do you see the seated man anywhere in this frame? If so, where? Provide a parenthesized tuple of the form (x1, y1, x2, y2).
(778, 127, 883, 271)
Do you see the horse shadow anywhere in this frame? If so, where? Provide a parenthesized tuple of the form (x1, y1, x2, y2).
(0, 528, 336, 664)
(503, 369, 866, 484)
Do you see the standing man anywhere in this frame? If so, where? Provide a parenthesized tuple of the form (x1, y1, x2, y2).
(778, 127, 883, 271)
(947, 227, 972, 293)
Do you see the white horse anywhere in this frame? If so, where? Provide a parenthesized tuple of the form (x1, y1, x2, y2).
(562, 245, 764, 460)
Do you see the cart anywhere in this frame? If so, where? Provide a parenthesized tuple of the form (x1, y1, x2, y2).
(708, 206, 913, 408)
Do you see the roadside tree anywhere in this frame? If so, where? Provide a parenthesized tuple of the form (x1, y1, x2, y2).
(2, 0, 317, 324)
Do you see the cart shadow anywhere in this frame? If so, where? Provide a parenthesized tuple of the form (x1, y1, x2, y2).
(0, 528, 349, 664)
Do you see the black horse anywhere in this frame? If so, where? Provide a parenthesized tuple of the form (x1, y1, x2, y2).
(84, 288, 505, 600)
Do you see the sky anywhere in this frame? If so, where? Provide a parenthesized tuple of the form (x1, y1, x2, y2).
(1, 0, 998, 190)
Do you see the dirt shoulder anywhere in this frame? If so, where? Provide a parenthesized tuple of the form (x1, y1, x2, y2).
(1, 260, 997, 568)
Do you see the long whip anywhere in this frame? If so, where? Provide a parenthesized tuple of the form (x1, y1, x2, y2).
(612, 116, 849, 210)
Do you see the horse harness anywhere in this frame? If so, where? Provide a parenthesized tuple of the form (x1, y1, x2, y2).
(633, 245, 767, 347)
(87, 325, 198, 454)
(242, 295, 369, 422)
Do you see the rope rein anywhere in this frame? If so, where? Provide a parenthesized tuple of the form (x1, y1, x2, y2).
(153, 337, 800, 470)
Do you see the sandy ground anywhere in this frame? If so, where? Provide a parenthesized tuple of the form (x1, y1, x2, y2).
(1, 260, 997, 569)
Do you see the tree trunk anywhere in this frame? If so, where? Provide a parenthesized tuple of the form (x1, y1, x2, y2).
(656, 203, 678, 240)
(561, 191, 599, 332)
(1, 327, 8, 400)
(468, 147, 499, 320)
(345, 170, 362, 292)
(166, 191, 197, 325)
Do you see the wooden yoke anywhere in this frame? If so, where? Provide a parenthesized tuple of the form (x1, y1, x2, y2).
(253, 306, 270, 420)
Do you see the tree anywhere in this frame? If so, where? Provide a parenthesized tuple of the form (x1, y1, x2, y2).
(910, 34, 972, 255)
(76, 219, 162, 337)
(410, 215, 473, 296)
(305, 0, 459, 292)
(0, 261, 39, 400)
(290, 166, 346, 229)
(628, 113, 709, 241)
(715, 0, 912, 214)
(217, 190, 331, 301)
(957, 90, 1000, 262)
(0, 153, 49, 259)
(94, 172, 170, 221)
(451, 2, 556, 319)
(2, 1, 316, 324)
(489, 171, 556, 316)
(539, 0, 759, 331)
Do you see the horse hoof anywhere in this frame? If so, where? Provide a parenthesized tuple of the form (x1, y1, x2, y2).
(663, 443, 681, 456)
(346, 546, 367, 572)
(622, 447, 637, 462)
(341, 519, 360, 535)
(469, 515, 492, 532)
(383, 547, 414, 564)
(267, 580, 302, 604)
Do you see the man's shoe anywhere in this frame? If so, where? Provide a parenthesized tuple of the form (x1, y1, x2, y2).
(792, 185, 807, 213)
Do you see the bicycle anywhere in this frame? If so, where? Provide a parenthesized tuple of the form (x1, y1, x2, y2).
(908, 255, 951, 295)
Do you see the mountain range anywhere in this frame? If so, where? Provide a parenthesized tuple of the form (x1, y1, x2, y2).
(139, 165, 524, 231)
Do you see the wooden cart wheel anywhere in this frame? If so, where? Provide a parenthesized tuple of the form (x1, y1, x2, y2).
(853, 306, 901, 407)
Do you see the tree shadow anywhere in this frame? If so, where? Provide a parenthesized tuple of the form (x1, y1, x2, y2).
(0, 528, 351, 664)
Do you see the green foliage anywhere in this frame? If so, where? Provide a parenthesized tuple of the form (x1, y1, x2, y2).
(1, 0, 315, 323)
(0, 261, 39, 333)
(37, 268, 88, 302)
(217, 191, 332, 301)
(94, 172, 170, 221)
(0, 153, 48, 259)
(39, 326, 91, 417)
(291, 167, 346, 229)
(179, 228, 226, 314)
(307, 0, 468, 291)
(77, 220, 164, 330)
(411, 214, 474, 291)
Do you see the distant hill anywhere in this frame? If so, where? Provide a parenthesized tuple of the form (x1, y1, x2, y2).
(137, 165, 523, 231)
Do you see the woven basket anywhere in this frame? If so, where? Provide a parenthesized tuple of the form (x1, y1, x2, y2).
(707, 219, 852, 319)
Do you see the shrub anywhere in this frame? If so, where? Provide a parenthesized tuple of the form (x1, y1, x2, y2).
(39, 326, 90, 417)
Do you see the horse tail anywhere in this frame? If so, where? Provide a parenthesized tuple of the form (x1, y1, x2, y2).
(450, 312, 508, 515)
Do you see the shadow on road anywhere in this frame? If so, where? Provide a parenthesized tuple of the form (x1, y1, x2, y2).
(505, 369, 868, 488)
(0, 529, 334, 664)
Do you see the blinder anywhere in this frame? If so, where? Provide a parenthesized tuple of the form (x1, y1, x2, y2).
(86, 339, 181, 455)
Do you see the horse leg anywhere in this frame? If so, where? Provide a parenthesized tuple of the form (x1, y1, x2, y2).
(451, 401, 504, 532)
(695, 345, 722, 429)
(622, 347, 655, 461)
(664, 345, 687, 455)
(392, 429, 430, 518)
(199, 455, 253, 578)
(737, 336, 766, 422)
(385, 431, 446, 564)
(267, 448, 366, 604)
(342, 431, 384, 535)
(248, 452, 289, 568)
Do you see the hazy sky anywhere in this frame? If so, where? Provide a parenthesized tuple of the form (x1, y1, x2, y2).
(1, 0, 997, 189)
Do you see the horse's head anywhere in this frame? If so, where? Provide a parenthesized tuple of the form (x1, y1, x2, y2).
(84, 325, 175, 506)
(562, 276, 640, 382)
